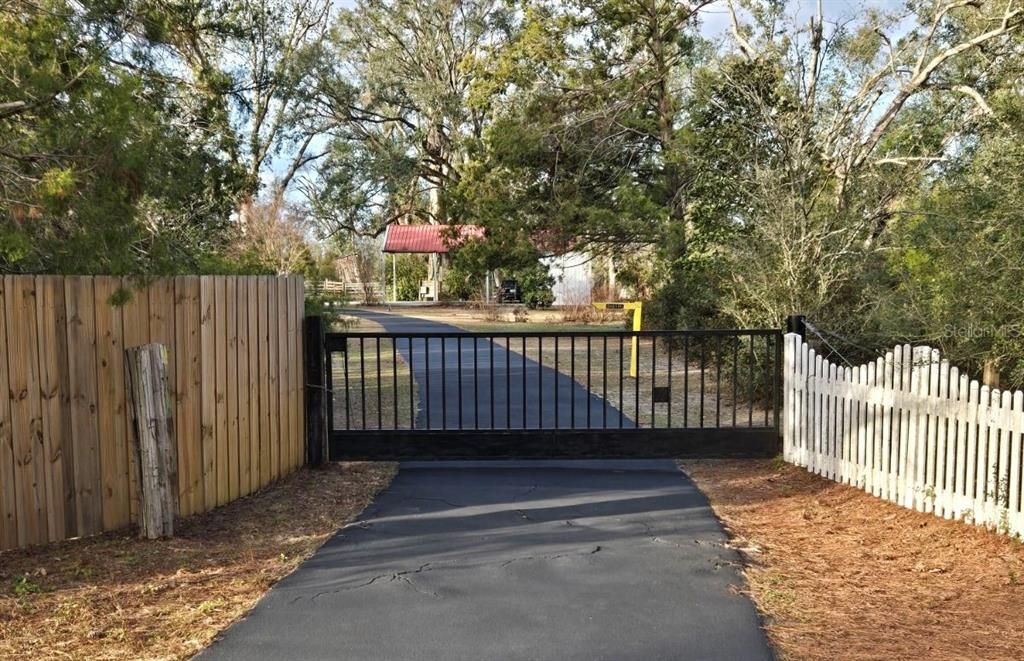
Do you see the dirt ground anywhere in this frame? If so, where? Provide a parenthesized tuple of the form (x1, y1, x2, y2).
(681, 459, 1024, 661)
(0, 462, 396, 660)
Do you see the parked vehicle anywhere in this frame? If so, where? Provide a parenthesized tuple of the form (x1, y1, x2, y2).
(497, 278, 522, 303)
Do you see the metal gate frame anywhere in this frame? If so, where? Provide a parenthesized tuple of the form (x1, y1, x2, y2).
(314, 327, 783, 460)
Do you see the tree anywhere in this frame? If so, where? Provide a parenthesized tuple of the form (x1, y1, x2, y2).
(228, 0, 335, 198)
(228, 192, 315, 274)
(876, 57, 1024, 386)
(1, 0, 247, 274)
(675, 0, 1024, 331)
(453, 0, 712, 272)
(305, 0, 515, 237)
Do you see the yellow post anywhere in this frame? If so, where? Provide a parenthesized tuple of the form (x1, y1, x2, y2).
(592, 301, 643, 378)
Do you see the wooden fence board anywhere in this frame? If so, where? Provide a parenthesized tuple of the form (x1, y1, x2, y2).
(4, 277, 45, 546)
(1010, 391, 1023, 533)
(953, 372, 969, 519)
(798, 342, 808, 466)
(1003, 392, 1019, 532)
(94, 277, 131, 531)
(247, 278, 260, 494)
(897, 345, 912, 505)
(808, 350, 818, 474)
(225, 277, 239, 501)
(52, 279, 77, 538)
(258, 278, 271, 485)
(267, 278, 280, 480)
(65, 277, 103, 536)
(985, 389, 1003, 526)
(34, 276, 67, 542)
(174, 277, 202, 516)
(200, 276, 217, 511)
(0, 278, 16, 549)
(976, 385, 992, 524)
(277, 278, 289, 474)
(236, 279, 252, 496)
(296, 276, 303, 468)
(936, 359, 951, 517)
(997, 390, 1013, 521)
(214, 278, 229, 506)
(288, 276, 301, 469)
(924, 350, 940, 514)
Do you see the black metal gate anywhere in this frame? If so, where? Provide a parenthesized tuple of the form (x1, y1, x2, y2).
(321, 328, 782, 459)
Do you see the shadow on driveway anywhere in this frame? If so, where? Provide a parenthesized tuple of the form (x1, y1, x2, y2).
(201, 460, 773, 661)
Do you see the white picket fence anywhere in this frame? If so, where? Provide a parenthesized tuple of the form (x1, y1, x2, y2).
(782, 333, 1024, 537)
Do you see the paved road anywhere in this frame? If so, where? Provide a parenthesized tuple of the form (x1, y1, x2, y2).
(341, 309, 635, 430)
(201, 460, 773, 660)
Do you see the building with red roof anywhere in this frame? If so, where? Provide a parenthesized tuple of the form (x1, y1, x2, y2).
(382, 224, 485, 254)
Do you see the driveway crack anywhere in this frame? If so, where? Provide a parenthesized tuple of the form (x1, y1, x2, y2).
(299, 563, 436, 603)
(499, 545, 602, 568)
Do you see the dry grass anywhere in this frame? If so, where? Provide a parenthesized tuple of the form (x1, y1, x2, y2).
(363, 307, 772, 428)
(0, 462, 396, 660)
(330, 316, 418, 430)
(681, 459, 1024, 660)
(331, 336, 418, 430)
(377, 305, 622, 333)
(486, 335, 770, 428)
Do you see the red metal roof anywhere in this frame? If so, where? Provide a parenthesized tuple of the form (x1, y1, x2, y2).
(382, 224, 484, 254)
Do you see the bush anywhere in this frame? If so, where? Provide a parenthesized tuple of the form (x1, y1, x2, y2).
(523, 288, 554, 309)
(512, 262, 555, 309)
(646, 257, 726, 329)
(305, 290, 352, 330)
(385, 254, 428, 300)
(441, 258, 484, 301)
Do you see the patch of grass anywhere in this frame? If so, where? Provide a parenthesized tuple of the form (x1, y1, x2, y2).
(330, 317, 418, 430)
(12, 576, 43, 598)
(331, 338, 418, 431)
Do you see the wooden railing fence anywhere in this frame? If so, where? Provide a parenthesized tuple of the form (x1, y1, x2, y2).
(783, 333, 1023, 537)
(0, 275, 305, 551)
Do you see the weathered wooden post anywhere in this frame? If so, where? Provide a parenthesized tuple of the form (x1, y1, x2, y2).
(124, 343, 178, 538)
(304, 315, 328, 466)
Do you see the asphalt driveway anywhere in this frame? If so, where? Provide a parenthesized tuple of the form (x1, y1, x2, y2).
(201, 460, 772, 660)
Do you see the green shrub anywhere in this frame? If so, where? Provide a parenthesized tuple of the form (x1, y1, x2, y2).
(513, 262, 555, 309)
(385, 254, 428, 300)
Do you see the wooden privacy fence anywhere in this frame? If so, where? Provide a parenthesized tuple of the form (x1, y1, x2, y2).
(783, 333, 1024, 537)
(0, 275, 306, 551)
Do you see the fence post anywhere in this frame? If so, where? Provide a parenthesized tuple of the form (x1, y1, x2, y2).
(124, 343, 178, 539)
(786, 314, 806, 338)
(774, 333, 783, 450)
(304, 315, 327, 466)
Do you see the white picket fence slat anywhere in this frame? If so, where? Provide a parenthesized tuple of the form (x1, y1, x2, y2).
(783, 333, 1024, 538)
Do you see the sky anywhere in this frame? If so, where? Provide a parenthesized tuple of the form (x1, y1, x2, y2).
(699, 0, 909, 41)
